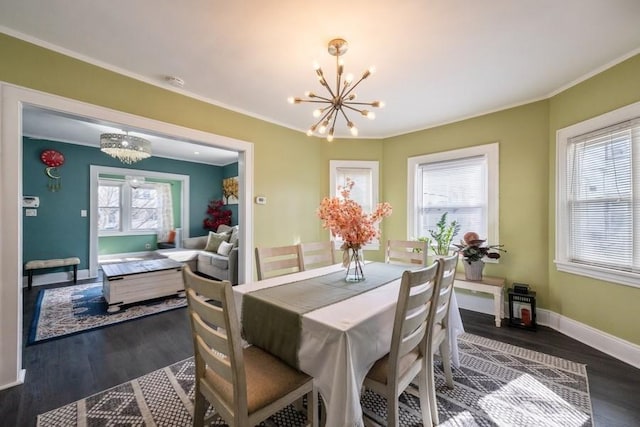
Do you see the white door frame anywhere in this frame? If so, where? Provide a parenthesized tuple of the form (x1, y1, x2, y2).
(0, 82, 254, 390)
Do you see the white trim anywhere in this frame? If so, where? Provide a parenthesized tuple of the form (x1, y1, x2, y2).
(555, 100, 640, 288)
(456, 291, 640, 369)
(0, 82, 254, 390)
(539, 309, 640, 370)
(21, 269, 91, 288)
(407, 143, 499, 247)
(90, 166, 190, 278)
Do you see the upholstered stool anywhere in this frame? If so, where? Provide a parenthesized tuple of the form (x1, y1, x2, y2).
(25, 257, 80, 289)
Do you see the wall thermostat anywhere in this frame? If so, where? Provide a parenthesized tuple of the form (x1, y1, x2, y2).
(255, 196, 267, 205)
(23, 196, 40, 208)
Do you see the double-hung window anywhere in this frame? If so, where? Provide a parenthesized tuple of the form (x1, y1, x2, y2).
(556, 101, 640, 288)
(408, 143, 499, 251)
(98, 179, 161, 235)
(329, 160, 380, 250)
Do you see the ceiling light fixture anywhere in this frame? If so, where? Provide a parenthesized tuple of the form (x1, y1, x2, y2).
(125, 175, 145, 188)
(288, 38, 384, 142)
(100, 133, 152, 164)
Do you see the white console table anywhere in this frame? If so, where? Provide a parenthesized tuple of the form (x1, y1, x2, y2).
(454, 273, 506, 327)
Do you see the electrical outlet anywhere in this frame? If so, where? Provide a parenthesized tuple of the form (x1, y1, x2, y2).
(145, 243, 151, 249)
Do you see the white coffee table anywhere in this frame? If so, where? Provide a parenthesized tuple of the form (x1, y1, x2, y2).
(102, 258, 184, 313)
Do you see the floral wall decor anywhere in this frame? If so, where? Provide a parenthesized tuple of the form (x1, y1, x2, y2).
(222, 176, 239, 205)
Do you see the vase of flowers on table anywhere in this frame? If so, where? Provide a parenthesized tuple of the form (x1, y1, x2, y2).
(454, 231, 506, 280)
(317, 178, 392, 281)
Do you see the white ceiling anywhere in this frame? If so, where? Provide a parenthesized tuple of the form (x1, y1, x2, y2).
(2, 0, 640, 150)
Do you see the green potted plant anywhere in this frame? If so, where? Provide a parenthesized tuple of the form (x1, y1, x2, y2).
(429, 212, 461, 256)
(454, 231, 506, 280)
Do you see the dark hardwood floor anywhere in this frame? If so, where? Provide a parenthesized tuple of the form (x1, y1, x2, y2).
(1, 279, 639, 426)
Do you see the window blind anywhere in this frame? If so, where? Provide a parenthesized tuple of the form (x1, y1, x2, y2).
(566, 118, 640, 271)
(418, 155, 487, 238)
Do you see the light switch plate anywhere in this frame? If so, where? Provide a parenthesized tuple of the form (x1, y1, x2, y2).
(81, 210, 87, 217)
(255, 196, 267, 205)
(25, 209, 37, 217)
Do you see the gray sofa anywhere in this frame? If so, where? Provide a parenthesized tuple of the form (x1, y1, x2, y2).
(180, 224, 239, 285)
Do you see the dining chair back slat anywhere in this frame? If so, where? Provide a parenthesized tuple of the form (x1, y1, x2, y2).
(386, 240, 428, 265)
(299, 241, 336, 270)
(255, 245, 303, 280)
(182, 266, 317, 427)
(363, 261, 441, 427)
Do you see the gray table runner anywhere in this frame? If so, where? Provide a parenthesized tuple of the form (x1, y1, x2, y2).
(241, 262, 409, 368)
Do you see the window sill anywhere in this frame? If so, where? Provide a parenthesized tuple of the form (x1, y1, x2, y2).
(555, 260, 640, 289)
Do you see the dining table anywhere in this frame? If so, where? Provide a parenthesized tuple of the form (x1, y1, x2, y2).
(233, 262, 465, 427)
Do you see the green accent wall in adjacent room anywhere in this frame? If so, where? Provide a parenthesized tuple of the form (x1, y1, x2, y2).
(23, 137, 225, 268)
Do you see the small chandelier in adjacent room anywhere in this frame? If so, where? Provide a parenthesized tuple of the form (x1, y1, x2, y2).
(288, 38, 384, 141)
(100, 132, 152, 164)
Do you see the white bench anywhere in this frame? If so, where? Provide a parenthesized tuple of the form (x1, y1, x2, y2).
(454, 273, 506, 327)
(25, 257, 80, 289)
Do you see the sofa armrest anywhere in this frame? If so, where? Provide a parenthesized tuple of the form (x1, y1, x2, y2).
(228, 247, 239, 285)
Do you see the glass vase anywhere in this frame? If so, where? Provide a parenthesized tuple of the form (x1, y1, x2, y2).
(345, 246, 365, 282)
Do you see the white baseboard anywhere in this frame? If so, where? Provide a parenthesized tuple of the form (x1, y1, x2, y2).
(456, 290, 640, 369)
(0, 369, 25, 391)
(22, 268, 92, 288)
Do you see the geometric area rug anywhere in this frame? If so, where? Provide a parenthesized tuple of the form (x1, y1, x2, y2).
(36, 333, 593, 426)
(28, 283, 187, 345)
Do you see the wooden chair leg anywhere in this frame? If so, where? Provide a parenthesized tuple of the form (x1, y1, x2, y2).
(418, 366, 433, 427)
(28, 271, 33, 290)
(427, 351, 439, 426)
(73, 265, 78, 283)
(193, 390, 207, 427)
(440, 340, 454, 389)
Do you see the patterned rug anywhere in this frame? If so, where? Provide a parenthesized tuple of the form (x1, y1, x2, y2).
(28, 283, 187, 344)
(37, 333, 593, 426)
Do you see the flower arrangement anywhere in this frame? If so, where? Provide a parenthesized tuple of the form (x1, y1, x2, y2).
(317, 178, 392, 250)
(454, 231, 506, 264)
(203, 199, 232, 231)
(317, 178, 392, 281)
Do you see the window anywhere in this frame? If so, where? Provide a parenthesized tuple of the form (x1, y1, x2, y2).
(98, 179, 165, 235)
(556, 101, 640, 288)
(329, 160, 380, 249)
(408, 143, 499, 251)
(98, 183, 121, 231)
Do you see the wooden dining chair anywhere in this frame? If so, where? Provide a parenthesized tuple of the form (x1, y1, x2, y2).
(427, 253, 460, 425)
(362, 261, 441, 427)
(385, 239, 429, 266)
(255, 245, 303, 280)
(298, 241, 336, 270)
(182, 266, 318, 427)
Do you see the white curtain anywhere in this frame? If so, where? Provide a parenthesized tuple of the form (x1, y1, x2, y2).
(156, 182, 174, 242)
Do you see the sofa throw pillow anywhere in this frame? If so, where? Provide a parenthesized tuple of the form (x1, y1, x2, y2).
(204, 231, 230, 253)
(217, 240, 233, 256)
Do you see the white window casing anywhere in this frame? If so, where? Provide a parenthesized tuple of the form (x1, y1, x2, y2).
(556, 100, 640, 288)
(408, 143, 499, 255)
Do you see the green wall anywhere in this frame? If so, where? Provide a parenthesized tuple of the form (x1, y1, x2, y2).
(381, 102, 550, 304)
(23, 137, 224, 269)
(3, 33, 640, 345)
(547, 54, 640, 344)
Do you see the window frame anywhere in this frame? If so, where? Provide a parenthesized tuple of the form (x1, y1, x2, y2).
(407, 143, 500, 254)
(555, 100, 640, 288)
(98, 178, 160, 237)
(329, 160, 380, 250)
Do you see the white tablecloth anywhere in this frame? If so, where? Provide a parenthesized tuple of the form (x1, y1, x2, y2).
(233, 263, 464, 427)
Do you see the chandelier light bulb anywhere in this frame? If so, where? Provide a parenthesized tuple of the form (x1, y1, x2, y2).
(313, 109, 322, 118)
(372, 101, 385, 108)
(287, 96, 295, 104)
(306, 129, 314, 136)
(313, 61, 320, 71)
(367, 111, 376, 120)
(345, 73, 354, 84)
(348, 122, 358, 136)
(327, 128, 335, 142)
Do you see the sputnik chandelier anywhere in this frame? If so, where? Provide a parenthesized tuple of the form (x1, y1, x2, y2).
(288, 38, 384, 141)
